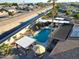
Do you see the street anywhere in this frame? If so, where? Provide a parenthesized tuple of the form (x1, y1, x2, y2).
(0, 6, 52, 34)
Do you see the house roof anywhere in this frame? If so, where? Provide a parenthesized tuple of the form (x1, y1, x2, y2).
(3, 7, 16, 10)
(49, 40, 79, 59)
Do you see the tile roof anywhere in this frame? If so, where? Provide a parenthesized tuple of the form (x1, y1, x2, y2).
(49, 40, 79, 59)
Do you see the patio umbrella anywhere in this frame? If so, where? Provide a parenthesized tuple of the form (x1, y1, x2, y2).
(33, 44, 46, 54)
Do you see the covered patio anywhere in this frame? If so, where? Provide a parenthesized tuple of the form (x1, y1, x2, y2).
(15, 36, 36, 49)
(14, 36, 48, 59)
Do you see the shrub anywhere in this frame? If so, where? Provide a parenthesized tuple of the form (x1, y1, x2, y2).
(65, 10, 72, 15)
(0, 43, 12, 55)
(74, 14, 79, 19)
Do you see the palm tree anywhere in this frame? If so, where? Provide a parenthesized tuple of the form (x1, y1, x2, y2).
(47, 0, 57, 52)
(48, 0, 57, 25)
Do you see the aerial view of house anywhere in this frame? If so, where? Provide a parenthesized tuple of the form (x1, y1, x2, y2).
(0, 0, 79, 59)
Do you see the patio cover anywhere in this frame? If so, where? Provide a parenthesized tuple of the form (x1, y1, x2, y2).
(15, 36, 36, 48)
(39, 18, 52, 23)
(53, 20, 70, 24)
(55, 17, 64, 20)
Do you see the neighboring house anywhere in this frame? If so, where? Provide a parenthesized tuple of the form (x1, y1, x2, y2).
(8, 9, 17, 13)
(18, 3, 36, 11)
(0, 11, 8, 17)
(3, 7, 18, 14)
(18, 4, 28, 9)
(72, 8, 79, 13)
(11, 6, 17, 9)
(28, 5, 34, 9)
(0, 6, 3, 10)
(17, 5, 32, 11)
(59, 4, 68, 12)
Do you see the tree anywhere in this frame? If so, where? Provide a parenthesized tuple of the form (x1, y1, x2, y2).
(74, 14, 79, 19)
(8, 11, 14, 16)
(48, 0, 57, 18)
(0, 2, 18, 7)
(0, 2, 12, 7)
(12, 3, 18, 6)
(36, 2, 45, 7)
(47, 0, 58, 52)
(65, 10, 72, 15)
(13, 35, 17, 40)
(0, 43, 12, 55)
(48, 0, 58, 26)
(56, 5, 59, 9)
(0, 9, 4, 13)
(41, 15, 49, 19)
(41, 10, 58, 19)
(47, 11, 52, 17)
(41, 11, 52, 19)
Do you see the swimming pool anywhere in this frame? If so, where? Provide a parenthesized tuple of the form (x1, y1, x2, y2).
(34, 28, 52, 43)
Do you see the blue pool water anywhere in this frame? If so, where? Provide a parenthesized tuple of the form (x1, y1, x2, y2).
(34, 28, 52, 43)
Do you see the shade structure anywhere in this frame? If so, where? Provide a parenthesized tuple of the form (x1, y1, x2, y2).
(15, 36, 36, 48)
(33, 44, 46, 54)
(53, 20, 70, 24)
(38, 18, 52, 23)
(55, 17, 64, 20)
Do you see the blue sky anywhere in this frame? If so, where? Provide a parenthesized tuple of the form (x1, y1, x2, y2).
(0, 0, 79, 3)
